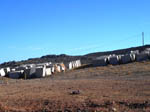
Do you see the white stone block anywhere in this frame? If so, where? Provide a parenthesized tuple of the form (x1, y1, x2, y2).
(0, 69, 6, 77)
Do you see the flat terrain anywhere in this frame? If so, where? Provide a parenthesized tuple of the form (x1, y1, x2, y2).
(1, 61, 150, 112)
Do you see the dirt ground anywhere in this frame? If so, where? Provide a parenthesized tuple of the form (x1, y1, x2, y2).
(1, 61, 150, 112)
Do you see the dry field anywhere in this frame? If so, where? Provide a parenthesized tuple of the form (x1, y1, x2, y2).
(1, 61, 150, 112)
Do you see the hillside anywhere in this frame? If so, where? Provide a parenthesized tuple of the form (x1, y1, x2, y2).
(1, 45, 150, 68)
(1, 61, 150, 111)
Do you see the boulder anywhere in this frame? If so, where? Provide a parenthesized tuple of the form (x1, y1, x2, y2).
(35, 66, 46, 78)
(136, 53, 149, 62)
(0, 68, 6, 77)
(45, 68, 52, 76)
(108, 56, 119, 65)
(130, 54, 136, 62)
(9, 71, 24, 79)
(69, 62, 73, 70)
(120, 54, 131, 64)
(92, 58, 108, 66)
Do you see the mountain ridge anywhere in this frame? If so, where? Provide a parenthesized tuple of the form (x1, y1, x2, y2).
(1, 45, 150, 68)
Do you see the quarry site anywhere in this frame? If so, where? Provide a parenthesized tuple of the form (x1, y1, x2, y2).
(1, 45, 150, 112)
(1, 0, 150, 111)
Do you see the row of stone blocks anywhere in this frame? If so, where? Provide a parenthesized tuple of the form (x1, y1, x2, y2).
(92, 50, 150, 67)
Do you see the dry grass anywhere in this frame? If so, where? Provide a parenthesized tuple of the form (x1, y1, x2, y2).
(1, 61, 150, 111)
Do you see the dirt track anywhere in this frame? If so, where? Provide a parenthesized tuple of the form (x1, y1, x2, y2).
(1, 61, 150, 112)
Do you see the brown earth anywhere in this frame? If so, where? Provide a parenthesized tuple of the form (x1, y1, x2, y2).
(1, 61, 150, 112)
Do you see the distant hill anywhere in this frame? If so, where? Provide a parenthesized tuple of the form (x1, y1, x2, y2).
(85, 45, 150, 59)
(0, 54, 91, 68)
(0, 45, 150, 68)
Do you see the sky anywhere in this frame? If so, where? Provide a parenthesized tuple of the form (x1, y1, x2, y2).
(0, 0, 150, 63)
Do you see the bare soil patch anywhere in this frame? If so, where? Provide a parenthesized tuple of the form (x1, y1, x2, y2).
(1, 61, 150, 112)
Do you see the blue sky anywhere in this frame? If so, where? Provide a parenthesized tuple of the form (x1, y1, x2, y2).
(0, 0, 150, 63)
